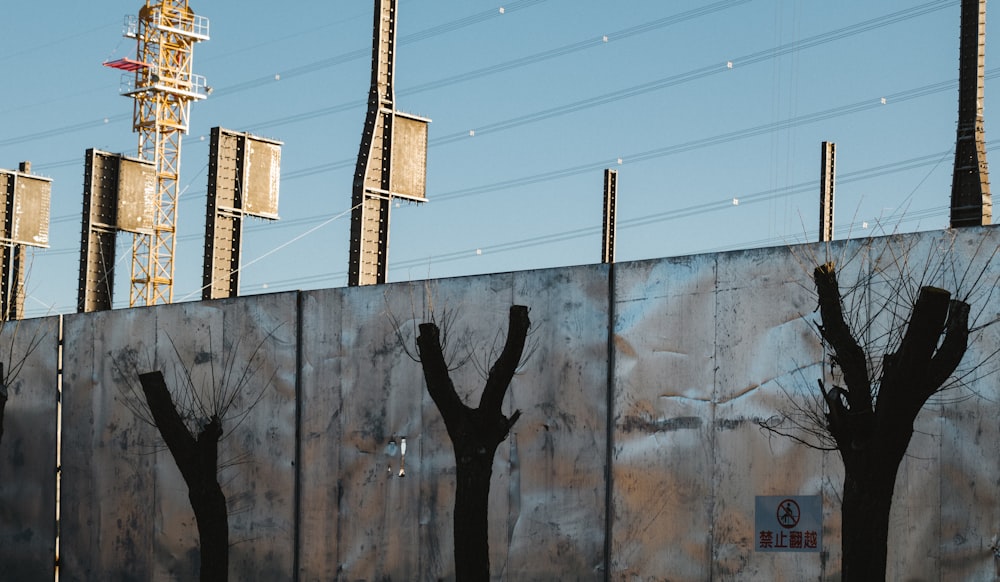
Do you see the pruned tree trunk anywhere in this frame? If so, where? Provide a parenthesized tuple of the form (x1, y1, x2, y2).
(813, 262, 969, 580)
(138, 371, 228, 582)
(416, 305, 530, 582)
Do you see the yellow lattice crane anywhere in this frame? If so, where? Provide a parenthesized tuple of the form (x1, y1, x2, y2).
(105, 1, 209, 306)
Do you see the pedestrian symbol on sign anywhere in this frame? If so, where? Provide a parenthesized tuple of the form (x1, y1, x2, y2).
(777, 499, 800, 529)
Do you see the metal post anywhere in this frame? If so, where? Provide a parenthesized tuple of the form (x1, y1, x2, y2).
(819, 142, 836, 242)
(349, 0, 397, 286)
(951, 0, 992, 227)
(601, 169, 618, 264)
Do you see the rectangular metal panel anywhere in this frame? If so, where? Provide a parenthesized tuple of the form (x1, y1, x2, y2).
(60, 307, 159, 581)
(4, 172, 51, 247)
(390, 113, 428, 202)
(45, 225, 1000, 579)
(61, 293, 298, 580)
(203, 129, 281, 299)
(298, 265, 609, 580)
(115, 157, 156, 234)
(612, 255, 718, 580)
(712, 247, 830, 579)
(245, 138, 281, 219)
(0, 316, 59, 580)
(296, 288, 345, 581)
(506, 267, 608, 577)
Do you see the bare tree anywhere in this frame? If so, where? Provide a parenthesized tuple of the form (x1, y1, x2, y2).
(763, 231, 1000, 580)
(412, 304, 531, 581)
(116, 332, 273, 582)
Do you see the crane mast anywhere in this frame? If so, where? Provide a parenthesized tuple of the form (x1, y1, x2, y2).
(107, 1, 209, 305)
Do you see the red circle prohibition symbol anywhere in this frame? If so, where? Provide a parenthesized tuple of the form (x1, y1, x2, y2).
(776, 498, 801, 529)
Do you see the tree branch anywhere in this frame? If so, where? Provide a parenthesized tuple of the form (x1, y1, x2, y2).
(814, 263, 873, 414)
(479, 305, 530, 414)
(924, 298, 971, 395)
(879, 286, 952, 417)
(818, 379, 850, 449)
(416, 322, 467, 427)
(138, 371, 221, 486)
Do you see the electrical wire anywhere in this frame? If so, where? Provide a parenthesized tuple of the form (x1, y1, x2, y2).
(431, 0, 957, 146)
(176, 202, 362, 301)
(0, 0, 551, 146)
(213, 0, 550, 98)
(39, 98, 995, 254)
(3, 1, 945, 150)
(230, 143, 960, 293)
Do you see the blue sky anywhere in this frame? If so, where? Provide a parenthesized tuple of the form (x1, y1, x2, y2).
(0, 0, 986, 317)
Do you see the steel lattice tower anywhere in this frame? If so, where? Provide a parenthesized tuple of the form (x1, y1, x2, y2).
(951, 0, 992, 227)
(111, 1, 209, 305)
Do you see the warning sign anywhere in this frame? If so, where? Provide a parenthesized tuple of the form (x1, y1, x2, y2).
(754, 495, 822, 553)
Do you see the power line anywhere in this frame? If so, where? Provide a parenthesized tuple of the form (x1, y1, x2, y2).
(213, 0, 551, 98)
(1, 1, 551, 147)
(399, 0, 752, 96)
(432, 0, 957, 145)
(40, 87, 990, 242)
(431, 72, 988, 202)
(229, 143, 961, 293)
(237, 0, 751, 132)
(4, 1, 951, 152)
(228, 1, 968, 181)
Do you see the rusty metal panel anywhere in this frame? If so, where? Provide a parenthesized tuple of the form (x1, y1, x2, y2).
(934, 228, 1000, 581)
(61, 293, 298, 581)
(115, 156, 156, 234)
(207, 127, 281, 219)
(298, 265, 609, 580)
(712, 247, 831, 580)
(148, 295, 298, 580)
(506, 267, 608, 578)
(0, 316, 59, 580)
(0, 170, 52, 247)
(203, 129, 281, 300)
(608, 229, 1000, 581)
(78, 150, 155, 311)
(296, 287, 345, 581)
(48, 225, 1000, 579)
(61, 306, 159, 581)
(245, 138, 281, 219)
(390, 113, 428, 202)
(611, 255, 717, 580)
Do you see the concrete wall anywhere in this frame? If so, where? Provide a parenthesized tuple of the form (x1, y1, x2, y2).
(3, 227, 999, 580)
